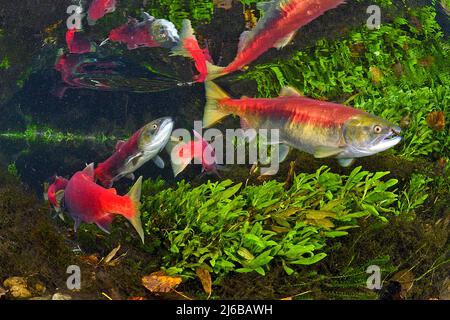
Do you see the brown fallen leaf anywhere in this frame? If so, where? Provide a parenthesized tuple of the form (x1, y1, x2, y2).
(80, 254, 100, 265)
(142, 271, 182, 293)
(196, 268, 212, 298)
(426, 111, 445, 131)
(102, 244, 121, 265)
(369, 66, 383, 84)
(128, 296, 146, 300)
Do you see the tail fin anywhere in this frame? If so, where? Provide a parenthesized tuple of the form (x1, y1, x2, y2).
(205, 61, 226, 81)
(171, 19, 195, 58)
(126, 176, 145, 244)
(204, 81, 231, 127)
(165, 139, 193, 177)
(171, 19, 226, 81)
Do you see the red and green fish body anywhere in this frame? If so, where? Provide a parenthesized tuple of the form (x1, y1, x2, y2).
(205, 82, 402, 166)
(64, 164, 144, 243)
(95, 129, 142, 188)
(109, 19, 159, 50)
(95, 118, 174, 188)
(66, 29, 95, 54)
(169, 130, 218, 176)
(207, 0, 345, 79)
(171, 20, 211, 83)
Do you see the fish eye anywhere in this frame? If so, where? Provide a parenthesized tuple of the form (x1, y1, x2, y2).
(178, 136, 183, 141)
(152, 124, 158, 130)
(373, 125, 382, 134)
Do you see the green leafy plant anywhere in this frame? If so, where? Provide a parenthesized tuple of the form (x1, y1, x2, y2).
(141, 166, 429, 278)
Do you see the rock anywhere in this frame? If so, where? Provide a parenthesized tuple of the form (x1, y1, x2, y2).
(0, 286, 6, 299)
(52, 293, 72, 300)
(3, 277, 32, 299)
(30, 295, 52, 300)
(34, 282, 47, 295)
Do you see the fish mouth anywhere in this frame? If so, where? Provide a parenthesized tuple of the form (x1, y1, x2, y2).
(370, 127, 402, 153)
(142, 117, 174, 153)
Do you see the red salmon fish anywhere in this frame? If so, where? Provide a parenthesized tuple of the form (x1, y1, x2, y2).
(87, 0, 117, 24)
(204, 81, 402, 167)
(64, 163, 145, 243)
(108, 18, 159, 50)
(46, 176, 68, 213)
(206, 0, 345, 80)
(171, 19, 211, 83)
(168, 130, 219, 176)
(95, 117, 174, 188)
(66, 29, 95, 54)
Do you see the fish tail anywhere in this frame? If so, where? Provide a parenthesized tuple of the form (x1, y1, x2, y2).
(205, 61, 226, 81)
(171, 19, 225, 81)
(204, 81, 231, 127)
(165, 138, 193, 177)
(171, 19, 195, 58)
(126, 176, 145, 244)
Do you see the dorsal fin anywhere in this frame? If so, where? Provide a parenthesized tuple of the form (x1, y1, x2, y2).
(238, 30, 252, 53)
(273, 31, 297, 50)
(280, 86, 302, 97)
(82, 163, 95, 178)
(115, 140, 126, 151)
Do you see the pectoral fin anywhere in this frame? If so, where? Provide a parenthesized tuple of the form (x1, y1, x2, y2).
(238, 31, 252, 53)
(273, 31, 296, 49)
(278, 144, 290, 163)
(338, 158, 355, 167)
(314, 146, 343, 158)
(279, 86, 302, 97)
(126, 152, 143, 167)
(115, 140, 126, 151)
(153, 156, 165, 169)
(125, 173, 136, 180)
(96, 214, 114, 234)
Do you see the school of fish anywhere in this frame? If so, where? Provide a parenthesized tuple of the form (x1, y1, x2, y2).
(48, 0, 402, 243)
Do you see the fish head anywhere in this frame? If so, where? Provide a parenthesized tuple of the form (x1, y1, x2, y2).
(138, 117, 174, 155)
(343, 113, 402, 157)
(150, 19, 180, 47)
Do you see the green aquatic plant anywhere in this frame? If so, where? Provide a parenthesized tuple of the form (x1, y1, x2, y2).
(240, 6, 450, 160)
(0, 56, 10, 70)
(397, 173, 433, 220)
(0, 125, 122, 144)
(144, 0, 215, 28)
(140, 166, 430, 279)
(6, 162, 20, 179)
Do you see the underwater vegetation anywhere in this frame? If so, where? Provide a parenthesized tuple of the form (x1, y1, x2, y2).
(140, 166, 428, 278)
(0, 0, 449, 301)
(0, 125, 122, 144)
